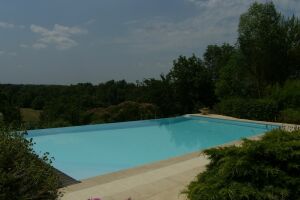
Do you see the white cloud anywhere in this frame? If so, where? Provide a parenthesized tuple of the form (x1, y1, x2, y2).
(20, 44, 29, 48)
(32, 43, 47, 49)
(119, 2, 245, 53)
(0, 21, 15, 29)
(30, 24, 87, 50)
(0, 21, 25, 29)
(116, 0, 300, 55)
(85, 19, 96, 25)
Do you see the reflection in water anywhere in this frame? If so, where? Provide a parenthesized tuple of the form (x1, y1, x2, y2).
(163, 117, 275, 149)
(164, 118, 211, 148)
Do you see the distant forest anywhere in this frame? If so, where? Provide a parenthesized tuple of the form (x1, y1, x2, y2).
(1, 2, 300, 129)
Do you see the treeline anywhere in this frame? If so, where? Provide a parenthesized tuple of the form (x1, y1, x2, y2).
(0, 2, 300, 128)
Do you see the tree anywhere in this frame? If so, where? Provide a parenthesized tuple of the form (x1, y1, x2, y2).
(285, 16, 300, 78)
(204, 43, 235, 81)
(168, 55, 215, 113)
(140, 76, 179, 116)
(184, 129, 300, 200)
(215, 50, 254, 99)
(238, 2, 288, 97)
(0, 92, 21, 126)
(0, 128, 61, 199)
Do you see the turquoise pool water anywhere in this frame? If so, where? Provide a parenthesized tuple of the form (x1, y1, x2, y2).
(28, 116, 278, 180)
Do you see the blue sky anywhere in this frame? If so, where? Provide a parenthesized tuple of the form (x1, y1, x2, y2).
(0, 0, 299, 84)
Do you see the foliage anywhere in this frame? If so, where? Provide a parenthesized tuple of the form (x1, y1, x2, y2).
(214, 50, 254, 99)
(238, 2, 288, 97)
(168, 55, 216, 113)
(268, 79, 300, 109)
(138, 76, 179, 116)
(203, 43, 235, 81)
(215, 98, 279, 121)
(285, 16, 300, 78)
(89, 101, 160, 124)
(184, 129, 300, 200)
(0, 127, 61, 199)
(280, 108, 300, 124)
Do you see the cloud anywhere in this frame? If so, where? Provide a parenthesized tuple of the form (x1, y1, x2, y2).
(0, 51, 17, 56)
(0, 21, 25, 29)
(0, 21, 15, 29)
(85, 19, 96, 25)
(20, 44, 29, 48)
(119, 2, 245, 53)
(115, 0, 300, 55)
(32, 43, 47, 49)
(30, 24, 87, 50)
(186, 0, 300, 13)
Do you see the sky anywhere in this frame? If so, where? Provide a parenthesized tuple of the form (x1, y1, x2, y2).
(0, 0, 299, 85)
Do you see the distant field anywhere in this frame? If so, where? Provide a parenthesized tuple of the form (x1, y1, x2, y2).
(20, 108, 41, 122)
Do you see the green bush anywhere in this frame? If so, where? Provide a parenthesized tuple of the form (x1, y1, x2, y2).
(90, 101, 160, 123)
(280, 108, 300, 124)
(268, 80, 300, 109)
(184, 129, 300, 200)
(0, 127, 61, 199)
(215, 98, 279, 121)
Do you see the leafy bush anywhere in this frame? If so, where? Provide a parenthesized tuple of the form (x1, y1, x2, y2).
(0, 127, 61, 199)
(184, 129, 300, 200)
(89, 101, 160, 123)
(268, 80, 300, 109)
(215, 98, 279, 121)
(280, 108, 300, 124)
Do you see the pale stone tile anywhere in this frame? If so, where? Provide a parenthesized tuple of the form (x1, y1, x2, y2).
(109, 190, 144, 200)
(145, 185, 187, 200)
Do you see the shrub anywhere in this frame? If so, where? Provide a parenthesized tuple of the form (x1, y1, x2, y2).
(89, 101, 160, 123)
(215, 98, 279, 121)
(280, 108, 300, 124)
(0, 127, 61, 199)
(184, 129, 300, 200)
(268, 80, 300, 109)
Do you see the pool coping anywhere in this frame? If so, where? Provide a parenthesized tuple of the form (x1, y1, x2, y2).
(62, 136, 252, 192)
(59, 114, 298, 199)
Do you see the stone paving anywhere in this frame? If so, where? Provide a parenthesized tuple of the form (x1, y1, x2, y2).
(60, 155, 209, 200)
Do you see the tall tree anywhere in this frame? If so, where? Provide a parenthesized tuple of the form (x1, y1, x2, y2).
(215, 50, 254, 99)
(168, 55, 215, 113)
(285, 16, 300, 78)
(140, 76, 178, 116)
(238, 2, 287, 97)
(204, 43, 235, 81)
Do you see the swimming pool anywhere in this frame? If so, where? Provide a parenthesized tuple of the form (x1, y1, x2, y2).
(28, 115, 279, 180)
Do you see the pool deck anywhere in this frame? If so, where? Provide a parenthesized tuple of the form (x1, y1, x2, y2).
(59, 114, 297, 200)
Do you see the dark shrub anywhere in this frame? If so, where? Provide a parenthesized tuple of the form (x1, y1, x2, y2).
(280, 108, 300, 124)
(0, 127, 61, 199)
(89, 101, 160, 123)
(184, 129, 300, 200)
(268, 80, 300, 109)
(215, 98, 279, 121)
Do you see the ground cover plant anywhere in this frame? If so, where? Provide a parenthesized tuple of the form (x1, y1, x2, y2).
(184, 129, 300, 200)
